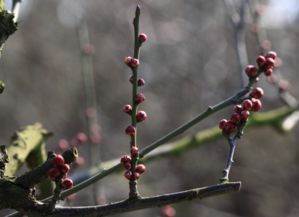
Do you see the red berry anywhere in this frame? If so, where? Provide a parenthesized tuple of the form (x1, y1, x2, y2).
(139, 33, 148, 43)
(58, 163, 70, 174)
(53, 154, 65, 166)
(135, 164, 146, 174)
(77, 132, 88, 144)
(245, 65, 258, 78)
(120, 155, 132, 164)
(264, 57, 275, 69)
(124, 170, 132, 180)
(223, 121, 236, 134)
(256, 55, 266, 67)
(265, 51, 277, 60)
(125, 125, 136, 136)
(130, 58, 139, 68)
(218, 119, 228, 130)
(135, 93, 145, 104)
(250, 87, 264, 99)
(47, 168, 60, 181)
(230, 113, 241, 124)
(130, 146, 139, 156)
(124, 162, 131, 170)
(124, 57, 139, 68)
(233, 105, 243, 114)
(251, 98, 262, 112)
(137, 78, 145, 86)
(136, 111, 147, 122)
(62, 178, 73, 189)
(132, 172, 140, 180)
(124, 56, 132, 65)
(240, 110, 250, 121)
(264, 68, 272, 76)
(122, 104, 132, 114)
(242, 99, 253, 110)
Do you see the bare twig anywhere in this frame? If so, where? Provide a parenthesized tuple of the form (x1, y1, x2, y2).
(223, 0, 249, 87)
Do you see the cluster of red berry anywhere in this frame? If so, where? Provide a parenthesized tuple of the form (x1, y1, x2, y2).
(120, 155, 146, 180)
(47, 154, 73, 189)
(219, 51, 278, 134)
(121, 33, 148, 181)
(245, 51, 277, 78)
(219, 86, 264, 134)
(123, 34, 148, 138)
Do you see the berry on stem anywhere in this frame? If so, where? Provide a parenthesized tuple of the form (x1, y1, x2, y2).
(240, 110, 250, 121)
(245, 65, 258, 78)
(125, 125, 136, 136)
(58, 163, 70, 174)
(135, 93, 145, 104)
(124, 56, 132, 65)
(233, 105, 243, 114)
(250, 87, 264, 99)
(124, 56, 139, 68)
(120, 155, 132, 164)
(53, 154, 65, 166)
(256, 55, 266, 67)
(135, 164, 146, 174)
(223, 121, 236, 134)
(137, 78, 145, 86)
(265, 51, 277, 60)
(230, 113, 241, 124)
(130, 146, 139, 156)
(122, 104, 132, 114)
(219, 119, 228, 130)
(62, 178, 73, 189)
(264, 57, 275, 70)
(264, 68, 272, 76)
(132, 172, 140, 180)
(124, 162, 131, 170)
(242, 99, 253, 110)
(139, 33, 148, 43)
(251, 98, 262, 112)
(130, 58, 139, 68)
(124, 170, 132, 180)
(136, 111, 147, 122)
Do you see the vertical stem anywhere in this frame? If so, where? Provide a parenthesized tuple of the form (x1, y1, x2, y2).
(129, 5, 141, 199)
(77, 20, 103, 204)
(220, 137, 237, 182)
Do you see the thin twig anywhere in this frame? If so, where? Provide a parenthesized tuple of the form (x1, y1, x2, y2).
(128, 4, 141, 199)
(223, 0, 249, 87)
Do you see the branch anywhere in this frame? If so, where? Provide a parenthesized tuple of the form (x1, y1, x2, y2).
(17, 182, 241, 217)
(48, 105, 296, 202)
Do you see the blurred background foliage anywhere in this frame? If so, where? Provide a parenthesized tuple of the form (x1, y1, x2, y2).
(0, 0, 299, 216)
